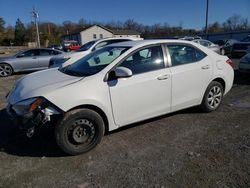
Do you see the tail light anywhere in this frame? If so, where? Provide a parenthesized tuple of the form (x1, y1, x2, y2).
(226, 59, 233, 67)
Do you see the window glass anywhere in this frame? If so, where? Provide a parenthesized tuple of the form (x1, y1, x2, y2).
(22, 49, 39, 57)
(119, 45, 164, 74)
(167, 44, 206, 66)
(51, 50, 62, 55)
(199, 40, 212, 47)
(109, 39, 130, 44)
(39, 49, 53, 56)
(93, 34, 97, 39)
(60, 46, 129, 77)
(94, 41, 108, 50)
(100, 34, 103, 38)
(76, 40, 96, 52)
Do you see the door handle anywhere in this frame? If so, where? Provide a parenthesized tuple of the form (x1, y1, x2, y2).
(32, 57, 37, 59)
(201, 65, 210, 69)
(157, 74, 170, 80)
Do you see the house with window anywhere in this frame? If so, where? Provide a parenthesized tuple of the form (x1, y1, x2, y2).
(61, 25, 141, 45)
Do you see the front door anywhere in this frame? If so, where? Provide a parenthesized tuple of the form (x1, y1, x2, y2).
(108, 45, 172, 126)
(14, 49, 39, 71)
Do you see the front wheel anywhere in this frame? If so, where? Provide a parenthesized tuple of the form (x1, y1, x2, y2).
(0, 63, 13, 77)
(200, 81, 224, 112)
(55, 109, 105, 155)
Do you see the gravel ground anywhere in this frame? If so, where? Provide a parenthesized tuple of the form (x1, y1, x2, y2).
(0, 60, 249, 188)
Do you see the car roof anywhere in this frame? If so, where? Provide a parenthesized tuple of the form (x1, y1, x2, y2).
(96, 37, 142, 42)
(23, 48, 63, 52)
(109, 39, 198, 48)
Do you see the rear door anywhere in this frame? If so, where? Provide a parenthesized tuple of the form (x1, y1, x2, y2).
(38, 49, 61, 68)
(165, 44, 213, 112)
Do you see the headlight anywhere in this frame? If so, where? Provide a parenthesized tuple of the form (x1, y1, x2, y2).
(12, 98, 44, 115)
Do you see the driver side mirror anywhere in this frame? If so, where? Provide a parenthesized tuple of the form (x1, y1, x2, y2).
(114, 66, 132, 78)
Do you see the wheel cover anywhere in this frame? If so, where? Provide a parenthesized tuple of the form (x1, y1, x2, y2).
(67, 119, 96, 145)
(0, 64, 12, 76)
(207, 86, 222, 109)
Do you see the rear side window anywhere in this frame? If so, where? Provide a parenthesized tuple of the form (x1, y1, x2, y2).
(39, 49, 53, 56)
(166, 44, 206, 66)
(119, 45, 165, 74)
(51, 50, 62, 55)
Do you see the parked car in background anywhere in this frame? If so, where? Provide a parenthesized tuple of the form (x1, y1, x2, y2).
(178, 36, 202, 41)
(6, 39, 234, 155)
(62, 40, 81, 52)
(192, 39, 221, 54)
(231, 35, 250, 57)
(213, 39, 238, 56)
(238, 52, 250, 73)
(48, 44, 63, 51)
(0, 48, 64, 77)
(49, 37, 143, 68)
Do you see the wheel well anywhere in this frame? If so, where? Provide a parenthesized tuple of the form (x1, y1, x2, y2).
(69, 105, 109, 134)
(212, 78, 226, 92)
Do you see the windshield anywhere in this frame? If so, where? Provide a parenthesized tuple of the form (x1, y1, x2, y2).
(76, 40, 97, 52)
(60, 46, 129, 77)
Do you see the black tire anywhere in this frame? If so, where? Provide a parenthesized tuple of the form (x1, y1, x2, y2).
(55, 109, 105, 155)
(200, 81, 224, 112)
(0, 63, 13, 77)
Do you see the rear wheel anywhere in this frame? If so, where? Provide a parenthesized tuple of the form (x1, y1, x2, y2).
(200, 81, 224, 112)
(55, 109, 104, 155)
(0, 63, 13, 77)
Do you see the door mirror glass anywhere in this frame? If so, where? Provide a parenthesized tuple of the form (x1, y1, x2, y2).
(114, 66, 132, 78)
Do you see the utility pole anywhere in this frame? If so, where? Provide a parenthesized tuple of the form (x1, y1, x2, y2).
(205, 0, 209, 37)
(32, 7, 40, 48)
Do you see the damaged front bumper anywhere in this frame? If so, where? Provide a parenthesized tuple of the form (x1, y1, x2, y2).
(6, 100, 63, 137)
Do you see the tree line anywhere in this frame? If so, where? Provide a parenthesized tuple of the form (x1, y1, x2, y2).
(0, 14, 249, 46)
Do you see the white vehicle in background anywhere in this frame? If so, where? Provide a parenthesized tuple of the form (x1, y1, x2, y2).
(192, 39, 221, 54)
(49, 37, 143, 68)
(6, 40, 234, 155)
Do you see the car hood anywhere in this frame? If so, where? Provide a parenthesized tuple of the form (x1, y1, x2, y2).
(7, 68, 82, 104)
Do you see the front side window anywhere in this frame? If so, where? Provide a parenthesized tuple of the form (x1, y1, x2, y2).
(60, 46, 129, 77)
(39, 49, 53, 56)
(166, 44, 206, 66)
(119, 45, 165, 75)
(21, 49, 39, 57)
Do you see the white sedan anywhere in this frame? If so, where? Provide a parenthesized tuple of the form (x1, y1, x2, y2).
(49, 37, 142, 68)
(6, 40, 234, 155)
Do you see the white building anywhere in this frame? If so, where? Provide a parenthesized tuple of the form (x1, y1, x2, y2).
(62, 25, 141, 45)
